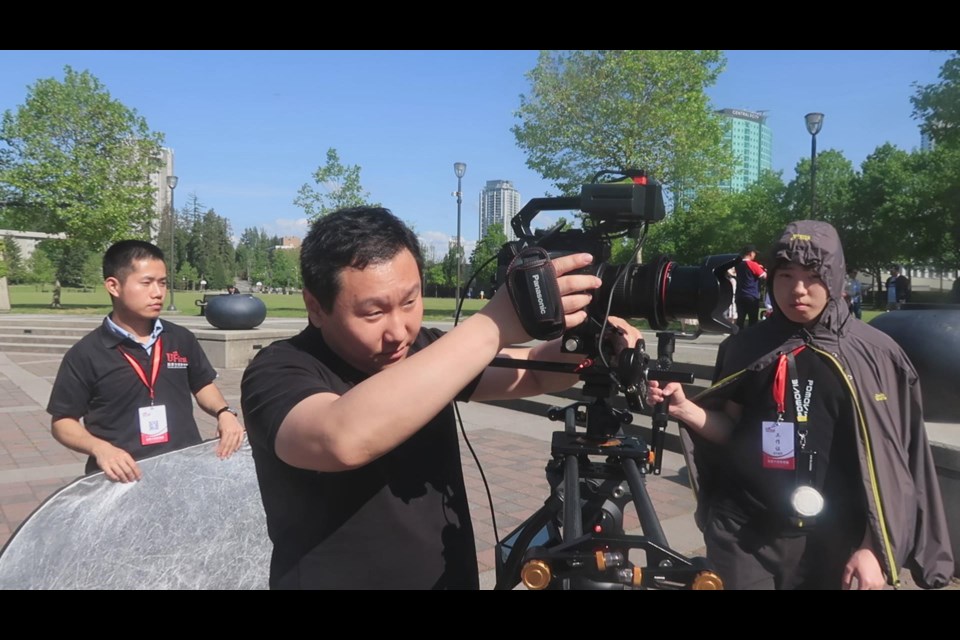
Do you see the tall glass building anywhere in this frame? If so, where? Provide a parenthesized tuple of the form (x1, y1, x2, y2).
(479, 179, 521, 241)
(717, 108, 773, 192)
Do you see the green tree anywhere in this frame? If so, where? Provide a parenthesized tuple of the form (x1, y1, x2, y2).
(912, 144, 960, 277)
(294, 147, 379, 221)
(183, 209, 235, 290)
(0, 67, 164, 247)
(176, 260, 199, 291)
(424, 262, 445, 297)
(81, 250, 103, 292)
(270, 247, 301, 289)
(469, 226, 507, 294)
(441, 244, 465, 295)
(843, 144, 920, 287)
(646, 187, 737, 264)
(26, 246, 55, 286)
(911, 50, 960, 147)
(236, 227, 273, 282)
(2, 235, 26, 283)
(784, 149, 856, 224)
(513, 50, 731, 197)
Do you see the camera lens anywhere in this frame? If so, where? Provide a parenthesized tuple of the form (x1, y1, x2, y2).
(602, 255, 738, 332)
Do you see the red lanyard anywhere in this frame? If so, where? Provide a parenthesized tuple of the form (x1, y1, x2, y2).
(119, 337, 163, 403)
(772, 346, 805, 418)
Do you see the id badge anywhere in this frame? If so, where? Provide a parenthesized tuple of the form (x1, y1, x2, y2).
(762, 420, 795, 470)
(139, 404, 169, 445)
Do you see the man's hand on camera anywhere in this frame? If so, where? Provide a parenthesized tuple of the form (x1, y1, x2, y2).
(604, 316, 643, 359)
(482, 253, 601, 348)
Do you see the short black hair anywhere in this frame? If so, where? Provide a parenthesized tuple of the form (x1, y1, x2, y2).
(301, 207, 424, 311)
(103, 240, 165, 281)
(740, 244, 757, 257)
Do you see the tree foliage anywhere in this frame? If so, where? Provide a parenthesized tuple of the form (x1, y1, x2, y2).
(180, 209, 235, 290)
(26, 246, 56, 285)
(270, 247, 301, 289)
(1, 235, 25, 283)
(235, 227, 275, 283)
(441, 244, 465, 291)
(513, 50, 731, 196)
(294, 147, 379, 221)
(0, 67, 164, 248)
(912, 50, 960, 147)
(468, 225, 507, 294)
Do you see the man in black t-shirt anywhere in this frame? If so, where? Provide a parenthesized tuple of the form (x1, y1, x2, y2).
(47, 240, 245, 483)
(241, 207, 640, 589)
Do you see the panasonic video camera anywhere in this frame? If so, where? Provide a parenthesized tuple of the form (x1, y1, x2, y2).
(495, 170, 738, 354)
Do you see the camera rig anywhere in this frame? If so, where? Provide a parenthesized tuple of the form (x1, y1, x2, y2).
(488, 171, 731, 590)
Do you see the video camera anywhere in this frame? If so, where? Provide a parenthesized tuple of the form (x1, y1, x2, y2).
(495, 170, 737, 355)
(487, 170, 734, 590)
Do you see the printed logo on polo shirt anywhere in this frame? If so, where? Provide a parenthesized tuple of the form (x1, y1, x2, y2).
(166, 351, 189, 369)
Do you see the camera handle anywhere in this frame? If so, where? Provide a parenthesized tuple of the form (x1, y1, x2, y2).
(646, 332, 695, 476)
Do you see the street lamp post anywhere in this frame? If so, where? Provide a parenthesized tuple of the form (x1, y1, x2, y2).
(166, 175, 179, 311)
(805, 113, 824, 217)
(453, 162, 466, 311)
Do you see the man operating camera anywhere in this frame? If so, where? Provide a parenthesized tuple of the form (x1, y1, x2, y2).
(241, 206, 640, 589)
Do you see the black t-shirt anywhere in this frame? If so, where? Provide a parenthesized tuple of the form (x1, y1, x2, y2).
(47, 318, 216, 474)
(704, 348, 864, 532)
(241, 324, 480, 590)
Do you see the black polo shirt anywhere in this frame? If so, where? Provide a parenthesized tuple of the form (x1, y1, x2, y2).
(241, 324, 480, 590)
(47, 318, 217, 474)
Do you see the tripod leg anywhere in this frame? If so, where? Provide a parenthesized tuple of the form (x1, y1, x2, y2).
(495, 496, 562, 590)
(562, 453, 582, 540)
(622, 458, 668, 547)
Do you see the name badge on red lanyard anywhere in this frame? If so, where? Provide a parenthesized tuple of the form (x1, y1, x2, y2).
(119, 337, 169, 446)
(762, 346, 805, 470)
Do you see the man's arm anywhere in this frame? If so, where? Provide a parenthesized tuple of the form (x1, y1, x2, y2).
(194, 383, 245, 459)
(645, 381, 741, 444)
(470, 316, 643, 402)
(274, 253, 600, 473)
(50, 417, 142, 483)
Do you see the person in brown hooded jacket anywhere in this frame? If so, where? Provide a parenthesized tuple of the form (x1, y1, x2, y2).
(648, 220, 953, 589)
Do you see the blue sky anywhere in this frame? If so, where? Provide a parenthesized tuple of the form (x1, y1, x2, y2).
(0, 50, 949, 258)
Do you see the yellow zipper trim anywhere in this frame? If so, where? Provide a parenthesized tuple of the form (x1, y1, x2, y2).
(809, 345, 900, 587)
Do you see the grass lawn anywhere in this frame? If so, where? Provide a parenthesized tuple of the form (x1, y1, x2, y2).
(5, 285, 490, 320)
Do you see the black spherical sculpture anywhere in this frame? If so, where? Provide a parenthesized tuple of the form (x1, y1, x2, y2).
(204, 294, 267, 330)
(869, 306, 960, 422)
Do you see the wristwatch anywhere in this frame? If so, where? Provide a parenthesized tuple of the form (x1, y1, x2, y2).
(216, 406, 238, 418)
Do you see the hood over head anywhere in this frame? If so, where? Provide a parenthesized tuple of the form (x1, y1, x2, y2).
(770, 219, 846, 299)
(768, 220, 850, 332)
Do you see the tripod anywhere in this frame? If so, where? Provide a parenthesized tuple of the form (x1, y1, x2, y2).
(491, 332, 723, 590)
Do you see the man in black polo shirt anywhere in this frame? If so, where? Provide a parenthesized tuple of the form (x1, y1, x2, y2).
(47, 240, 245, 483)
(241, 207, 640, 589)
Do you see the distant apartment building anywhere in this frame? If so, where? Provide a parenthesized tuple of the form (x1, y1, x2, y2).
(479, 179, 521, 242)
(148, 147, 176, 243)
(276, 236, 302, 250)
(716, 108, 773, 193)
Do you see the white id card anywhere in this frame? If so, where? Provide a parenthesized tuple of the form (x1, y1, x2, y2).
(762, 420, 795, 470)
(139, 404, 169, 445)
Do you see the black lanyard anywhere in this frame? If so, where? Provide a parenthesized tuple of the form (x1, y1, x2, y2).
(119, 337, 163, 404)
(781, 348, 817, 488)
